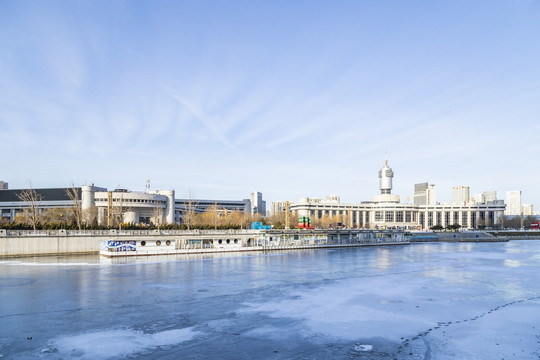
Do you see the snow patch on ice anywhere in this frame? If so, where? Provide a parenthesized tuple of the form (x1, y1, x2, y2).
(1, 261, 102, 267)
(0, 261, 23, 265)
(354, 344, 372, 351)
(241, 276, 439, 341)
(50, 327, 200, 359)
(244, 326, 292, 340)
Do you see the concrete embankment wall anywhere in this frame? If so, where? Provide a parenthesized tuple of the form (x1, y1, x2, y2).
(409, 231, 508, 242)
(0, 235, 103, 257)
(489, 231, 540, 240)
(0, 233, 179, 257)
(1, 229, 406, 257)
(0, 229, 183, 257)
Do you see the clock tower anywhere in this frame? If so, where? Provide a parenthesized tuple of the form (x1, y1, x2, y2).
(378, 158, 394, 195)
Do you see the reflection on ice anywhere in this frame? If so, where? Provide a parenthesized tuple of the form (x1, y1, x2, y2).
(504, 259, 521, 267)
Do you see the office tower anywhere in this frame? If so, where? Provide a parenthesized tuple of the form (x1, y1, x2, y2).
(483, 191, 497, 203)
(414, 182, 428, 205)
(505, 191, 522, 215)
(451, 186, 470, 205)
(251, 191, 266, 216)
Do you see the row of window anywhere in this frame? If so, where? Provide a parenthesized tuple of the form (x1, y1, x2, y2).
(374, 211, 416, 223)
(140, 240, 171, 246)
(420, 211, 495, 227)
(96, 198, 165, 204)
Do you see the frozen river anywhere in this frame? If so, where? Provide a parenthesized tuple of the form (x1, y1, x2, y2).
(1, 240, 539, 359)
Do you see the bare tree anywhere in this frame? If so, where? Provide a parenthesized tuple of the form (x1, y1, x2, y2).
(16, 186, 43, 231)
(268, 211, 287, 229)
(523, 215, 537, 229)
(111, 191, 132, 230)
(84, 206, 98, 226)
(319, 213, 332, 229)
(66, 184, 83, 230)
(152, 206, 165, 230)
(182, 192, 198, 230)
(225, 210, 243, 228)
(199, 203, 221, 229)
(41, 207, 71, 225)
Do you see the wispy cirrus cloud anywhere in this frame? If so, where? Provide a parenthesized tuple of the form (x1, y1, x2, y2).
(165, 87, 241, 154)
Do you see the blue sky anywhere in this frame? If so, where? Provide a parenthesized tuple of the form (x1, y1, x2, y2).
(1, 0, 540, 208)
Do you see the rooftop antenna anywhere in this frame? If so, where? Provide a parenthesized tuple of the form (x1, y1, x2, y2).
(384, 152, 388, 165)
(145, 179, 150, 192)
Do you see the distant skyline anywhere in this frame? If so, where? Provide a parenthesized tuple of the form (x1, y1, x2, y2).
(1, 1, 539, 207)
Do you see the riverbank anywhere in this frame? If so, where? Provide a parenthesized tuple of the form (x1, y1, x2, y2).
(1, 229, 408, 258)
(408, 231, 509, 243)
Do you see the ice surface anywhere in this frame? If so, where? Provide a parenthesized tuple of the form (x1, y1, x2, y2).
(354, 344, 373, 351)
(49, 327, 200, 359)
(1, 240, 539, 359)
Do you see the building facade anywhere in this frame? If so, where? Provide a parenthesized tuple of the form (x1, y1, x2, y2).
(413, 183, 428, 205)
(290, 161, 506, 230)
(251, 191, 266, 216)
(0, 187, 81, 223)
(483, 191, 497, 203)
(505, 191, 522, 216)
(0, 184, 258, 226)
(522, 204, 534, 216)
(451, 186, 470, 205)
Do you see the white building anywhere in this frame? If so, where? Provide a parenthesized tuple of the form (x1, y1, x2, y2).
(451, 186, 470, 205)
(505, 191, 522, 216)
(426, 184, 437, 206)
(522, 204, 534, 216)
(472, 193, 484, 204)
(413, 182, 428, 205)
(414, 182, 436, 206)
(270, 201, 287, 216)
(290, 160, 506, 230)
(0, 185, 256, 226)
(251, 191, 266, 216)
(483, 191, 497, 203)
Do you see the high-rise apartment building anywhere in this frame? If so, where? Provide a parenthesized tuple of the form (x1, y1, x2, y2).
(505, 191, 522, 215)
(0, 181, 8, 190)
(270, 201, 287, 216)
(451, 186, 470, 205)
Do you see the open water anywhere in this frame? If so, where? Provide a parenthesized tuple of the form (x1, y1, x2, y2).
(1, 240, 540, 359)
